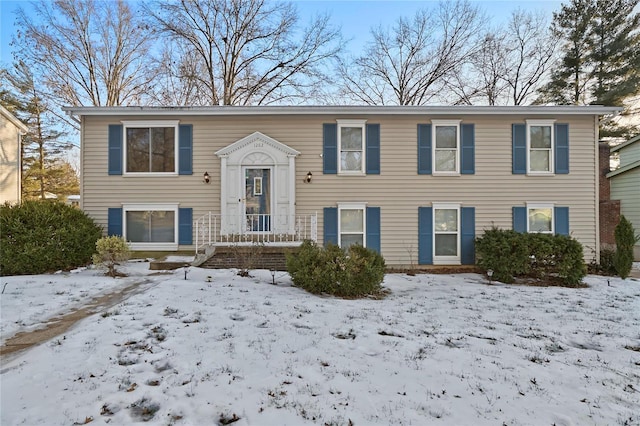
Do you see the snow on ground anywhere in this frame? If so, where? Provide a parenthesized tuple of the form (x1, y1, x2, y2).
(1, 266, 639, 426)
(0, 261, 155, 344)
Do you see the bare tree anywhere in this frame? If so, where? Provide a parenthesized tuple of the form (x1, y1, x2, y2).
(450, 9, 558, 106)
(13, 0, 156, 110)
(504, 9, 559, 105)
(147, 0, 343, 106)
(337, 1, 484, 105)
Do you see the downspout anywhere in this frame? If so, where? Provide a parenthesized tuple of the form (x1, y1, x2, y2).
(595, 114, 600, 264)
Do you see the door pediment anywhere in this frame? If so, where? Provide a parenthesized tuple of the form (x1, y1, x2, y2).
(215, 132, 300, 165)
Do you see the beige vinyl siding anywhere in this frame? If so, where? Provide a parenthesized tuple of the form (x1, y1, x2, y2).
(81, 114, 599, 266)
(610, 166, 640, 260)
(0, 116, 22, 204)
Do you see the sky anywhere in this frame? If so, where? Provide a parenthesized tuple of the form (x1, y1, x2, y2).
(0, 0, 563, 68)
(1, 261, 639, 425)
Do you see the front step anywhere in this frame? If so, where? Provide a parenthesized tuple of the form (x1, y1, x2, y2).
(199, 246, 299, 271)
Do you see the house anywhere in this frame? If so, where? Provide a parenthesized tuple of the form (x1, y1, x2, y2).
(63, 105, 620, 268)
(0, 105, 28, 205)
(607, 134, 640, 260)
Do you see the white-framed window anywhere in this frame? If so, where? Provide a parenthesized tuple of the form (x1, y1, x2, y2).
(526, 119, 555, 174)
(123, 203, 179, 250)
(338, 202, 367, 249)
(433, 203, 460, 264)
(122, 120, 179, 175)
(432, 120, 461, 175)
(337, 119, 366, 174)
(527, 203, 554, 234)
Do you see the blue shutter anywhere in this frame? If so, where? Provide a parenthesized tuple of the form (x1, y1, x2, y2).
(555, 207, 569, 235)
(555, 123, 569, 174)
(366, 206, 381, 253)
(323, 123, 337, 174)
(108, 125, 123, 175)
(107, 208, 123, 236)
(461, 124, 475, 174)
(513, 206, 527, 232)
(418, 124, 432, 175)
(178, 124, 193, 175)
(512, 124, 526, 174)
(178, 208, 193, 245)
(324, 207, 338, 245)
(418, 207, 433, 265)
(366, 124, 380, 174)
(461, 207, 475, 265)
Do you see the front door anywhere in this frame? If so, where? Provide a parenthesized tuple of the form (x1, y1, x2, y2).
(244, 168, 271, 232)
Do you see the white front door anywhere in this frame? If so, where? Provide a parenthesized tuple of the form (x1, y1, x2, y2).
(243, 167, 272, 232)
(216, 132, 300, 237)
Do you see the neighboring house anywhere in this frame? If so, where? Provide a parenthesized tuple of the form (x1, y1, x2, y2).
(63, 105, 620, 267)
(607, 134, 640, 260)
(0, 105, 28, 205)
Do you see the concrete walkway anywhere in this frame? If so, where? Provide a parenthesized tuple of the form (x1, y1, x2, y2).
(0, 278, 157, 360)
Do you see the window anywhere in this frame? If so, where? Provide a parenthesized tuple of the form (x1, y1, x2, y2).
(123, 121, 179, 174)
(433, 203, 460, 264)
(338, 202, 366, 248)
(527, 203, 554, 233)
(527, 120, 554, 174)
(432, 120, 461, 174)
(123, 204, 178, 250)
(337, 119, 366, 174)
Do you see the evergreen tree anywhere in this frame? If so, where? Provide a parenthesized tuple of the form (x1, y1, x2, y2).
(537, 0, 594, 105)
(0, 62, 74, 200)
(538, 0, 640, 138)
(589, 0, 640, 138)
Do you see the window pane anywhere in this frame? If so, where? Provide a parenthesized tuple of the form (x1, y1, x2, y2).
(151, 128, 175, 172)
(435, 150, 456, 172)
(150, 211, 175, 242)
(341, 151, 362, 171)
(126, 211, 149, 242)
(529, 208, 552, 232)
(126, 128, 150, 172)
(530, 150, 550, 172)
(530, 126, 551, 148)
(341, 233, 363, 249)
(435, 126, 457, 148)
(435, 234, 457, 256)
(341, 127, 362, 150)
(435, 209, 458, 232)
(126, 210, 175, 243)
(340, 209, 363, 232)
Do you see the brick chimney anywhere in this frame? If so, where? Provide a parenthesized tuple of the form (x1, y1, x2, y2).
(599, 142, 620, 248)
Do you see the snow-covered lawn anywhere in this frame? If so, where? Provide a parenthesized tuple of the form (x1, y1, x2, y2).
(1, 265, 639, 426)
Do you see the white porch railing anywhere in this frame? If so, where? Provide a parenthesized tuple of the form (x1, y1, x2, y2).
(194, 212, 318, 254)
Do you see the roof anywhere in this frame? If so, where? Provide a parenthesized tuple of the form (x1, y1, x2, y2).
(610, 134, 640, 153)
(607, 159, 640, 178)
(63, 105, 622, 117)
(0, 105, 28, 133)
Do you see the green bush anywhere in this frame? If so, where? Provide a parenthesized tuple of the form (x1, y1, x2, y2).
(593, 247, 617, 275)
(476, 228, 587, 286)
(286, 240, 386, 297)
(1, 200, 102, 276)
(93, 236, 131, 277)
(613, 216, 638, 279)
(474, 227, 528, 283)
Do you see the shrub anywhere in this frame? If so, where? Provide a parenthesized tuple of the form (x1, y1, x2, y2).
(476, 228, 587, 286)
(474, 227, 528, 283)
(1, 200, 102, 276)
(286, 240, 385, 297)
(93, 236, 131, 277)
(613, 216, 638, 279)
(592, 247, 617, 275)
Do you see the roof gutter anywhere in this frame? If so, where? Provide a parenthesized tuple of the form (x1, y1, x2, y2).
(62, 105, 623, 117)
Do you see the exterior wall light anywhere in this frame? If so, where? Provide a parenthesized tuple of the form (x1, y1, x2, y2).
(305, 171, 313, 183)
(203, 171, 210, 184)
